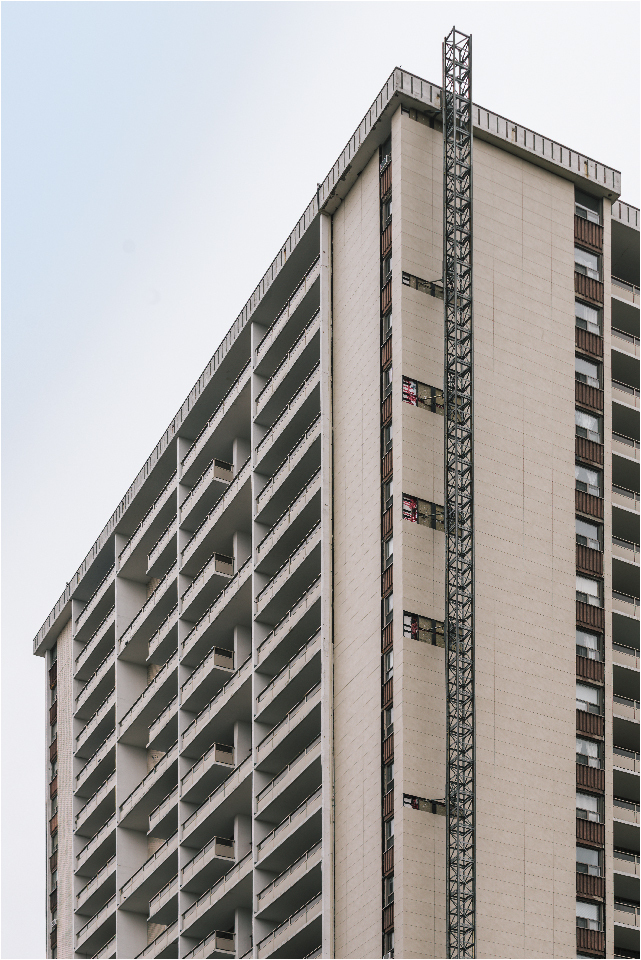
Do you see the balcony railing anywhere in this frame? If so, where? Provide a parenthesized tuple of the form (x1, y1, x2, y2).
(76, 691, 115, 752)
(256, 841, 321, 905)
(256, 469, 321, 558)
(614, 900, 640, 926)
(119, 741, 178, 818)
(256, 256, 320, 356)
(182, 755, 251, 834)
(181, 457, 251, 561)
(613, 536, 640, 563)
(256, 787, 322, 859)
(612, 275, 641, 304)
(614, 849, 640, 875)
(181, 361, 251, 474)
(75, 608, 115, 676)
(256, 522, 321, 606)
(256, 893, 322, 957)
(149, 786, 178, 830)
(76, 815, 116, 868)
(76, 894, 116, 944)
(117, 473, 177, 565)
(255, 415, 321, 512)
(255, 362, 320, 455)
(118, 651, 178, 734)
(135, 920, 178, 959)
(75, 565, 115, 632)
(613, 485, 640, 509)
(182, 836, 234, 881)
(180, 458, 234, 517)
(256, 629, 321, 707)
(76, 855, 116, 908)
(181, 558, 252, 657)
(180, 742, 234, 791)
(181, 657, 251, 750)
(75, 732, 115, 790)
(183, 931, 235, 959)
(76, 650, 115, 712)
(119, 832, 178, 903)
(613, 694, 640, 721)
(118, 562, 177, 654)
(182, 851, 252, 926)
(256, 309, 321, 409)
(148, 873, 178, 917)
(257, 576, 321, 661)
(256, 683, 320, 760)
(75, 772, 116, 828)
(256, 735, 321, 805)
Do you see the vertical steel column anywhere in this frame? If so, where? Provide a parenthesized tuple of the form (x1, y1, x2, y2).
(442, 26, 475, 960)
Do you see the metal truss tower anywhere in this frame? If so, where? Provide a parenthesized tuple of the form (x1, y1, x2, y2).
(443, 26, 475, 959)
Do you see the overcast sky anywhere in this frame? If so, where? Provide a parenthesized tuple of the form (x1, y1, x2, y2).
(2, 2, 639, 956)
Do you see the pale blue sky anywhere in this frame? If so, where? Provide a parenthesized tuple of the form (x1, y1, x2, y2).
(2, 2, 638, 956)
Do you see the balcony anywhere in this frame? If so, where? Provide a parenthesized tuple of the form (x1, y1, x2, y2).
(75, 566, 116, 644)
(148, 605, 179, 663)
(75, 608, 116, 681)
(76, 815, 116, 878)
(256, 471, 321, 573)
(75, 772, 116, 838)
(180, 743, 235, 805)
(614, 537, 641, 566)
(147, 872, 178, 926)
(181, 553, 235, 622)
(255, 841, 321, 921)
(146, 518, 177, 579)
(615, 797, 640, 825)
(257, 578, 321, 676)
(181, 656, 252, 763)
(183, 930, 235, 959)
(255, 683, 321, 772)
(119, 831, 178, 912)
(613, 592, 640, 620)
(181, 558, 252, 667)
(75, 651, 115, 720)
(614, 643, 641, 672)
(613, 276, 641, 308)
(181, 360, 251, 484)
(256, 786, 322, 872)
(75, 894, 116, 957)
(135, 920, 178, 959)
(92, 935, 116, 959)
(118, 652, 178, 747)
(180, 458, 235, 531)
(148, 786, 178, 839)
(615, 748, 641, 776)
(180, 646, 235, 713)
(613, 380, 641, 411)
(613, 486, 640, 514)
(255, 256, 321, 372)
(76, 690, 116, 758)
(117, 473, 177, 578)
(256, 736, 322, 823)
(181, 458, 252, 574)
(257, 894, 322, 959)
(76, 732, 116, 799)
(181, 837, 235, 893)
(76, 855, 116, 918)
(147, 696, 178, 752)
(614, 432, 641, 462)
(182, 755, 252, 850)
(181, 851, 253, 940)
(118, 563, 178, 660)
(256, 523, 321, 622)
(256, 421, 321, 531)
(614, 849, 640, 879)
(254, 364, 320, 476)
(256, 310, 321, 422)
(255, 630, 321, 727)
(615, 695, 640, 723)
(119, 741, 178, 831)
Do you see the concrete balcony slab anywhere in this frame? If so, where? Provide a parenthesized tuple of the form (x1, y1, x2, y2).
(181, 460, 251, 575)
(256, 580, 321, 677)
(256, 892, 322, 960)
(182, 756, 252, 851)
(255, 420, 321, 528)
(119, 831, 178, 913)
(181, 657, 252, 764)
(255, 842, 321, 923)
(119, 742, 178, 831)
(181, 852, 252, 941)
(181, 561, 252, 668)
(255, 631, 321, 727)
(118, 653, 179, 747)
(255, 736, 321, 824)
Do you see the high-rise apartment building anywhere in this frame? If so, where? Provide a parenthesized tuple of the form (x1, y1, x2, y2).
(33, 53, 639, 960)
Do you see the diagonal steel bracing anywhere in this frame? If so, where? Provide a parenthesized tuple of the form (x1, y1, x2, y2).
(442, 25, 475, 960)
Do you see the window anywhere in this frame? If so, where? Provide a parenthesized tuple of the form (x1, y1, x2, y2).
(384, 874, 394, 906)
(575, 300, 602, 336)
(575, 190, 601, 225)
(576, 682, 603, 715)
(50, 721, 57, 743)
(384, 763, 394, 795)
(384, 816, 395, 848)
(50, 758, 58, 779)
(383, 930, 395, 958)
(380, 138, 391, 171)
(576, 518, 601, 551)
(402, 376, 444, 414)
(383, 366, 393, 398)
(576, 575, 602, 607)
(576, 629, 602, 661)
(575, 464, 601, 497)
(50, 794, 58, 816)
(382, 198, 392, 228)
(384, 536, 394, 570)
(577, 845, 602, 876)
(51, 830, 58, 854)
(383, 422, 393, 453)
(383, 254, 392, 283)
(575, 409, 601, 443)
(575, 356, 601, 389)
(383, 478, 393, 512)
(50, 683, 57, 705)
(575, 246, 601, 281)
(384, 649, 394, 683)
(576, 900, 602, 931)
(576, 791, 603, 823)
(576, 736, 603, 768)
(402, 495, 445, 531)
(383, 310, 392, 341)
(403, 612, 445, 647)
(384, 593, 394, 626)
(384, 707, 394, 738)
(50, 869, 58, 890)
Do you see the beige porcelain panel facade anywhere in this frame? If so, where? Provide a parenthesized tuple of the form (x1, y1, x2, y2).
(331, 147, 383, 960)
(473, 138, 577, 959)
(395, 108, 448, 960)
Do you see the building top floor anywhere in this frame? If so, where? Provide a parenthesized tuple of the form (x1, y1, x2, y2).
(32, 65, 638, 657)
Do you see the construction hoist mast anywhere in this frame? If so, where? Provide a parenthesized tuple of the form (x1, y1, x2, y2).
(442, 26, 475, 959)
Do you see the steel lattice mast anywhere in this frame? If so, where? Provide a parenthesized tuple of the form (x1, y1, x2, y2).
(442, 26, 475, 960)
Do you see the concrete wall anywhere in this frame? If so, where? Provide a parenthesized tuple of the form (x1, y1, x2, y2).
(472, 137, 577, 959)
(332, 146, 382, 959)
